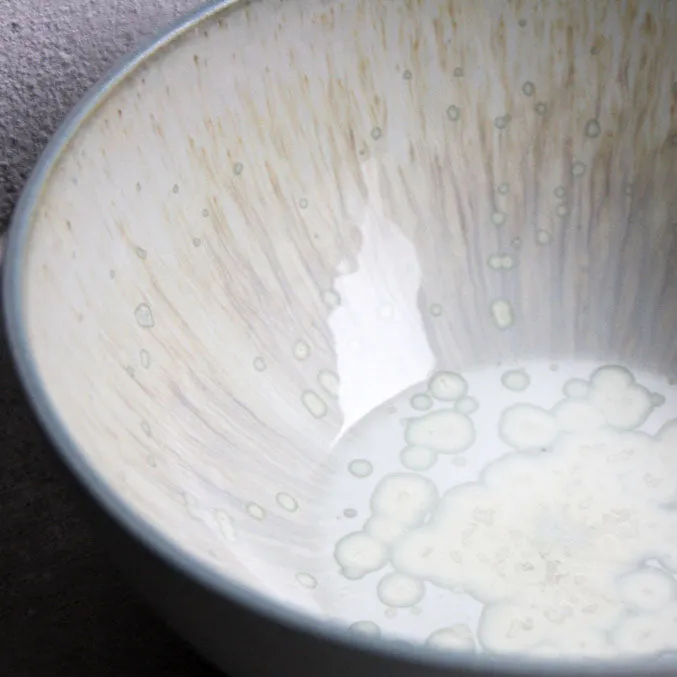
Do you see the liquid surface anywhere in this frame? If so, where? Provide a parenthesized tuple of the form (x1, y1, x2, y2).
(320, 362, 677, 660)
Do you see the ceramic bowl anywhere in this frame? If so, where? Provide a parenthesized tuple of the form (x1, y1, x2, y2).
(5, 0, 677, 675)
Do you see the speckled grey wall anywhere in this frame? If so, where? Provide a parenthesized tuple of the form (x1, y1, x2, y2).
(0, 0, 200, 232)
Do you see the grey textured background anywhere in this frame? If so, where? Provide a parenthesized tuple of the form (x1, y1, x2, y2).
(0, 0, 197, 228)
(0, 1, 224, 674)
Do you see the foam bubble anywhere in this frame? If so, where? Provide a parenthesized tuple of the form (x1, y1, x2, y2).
(405, 409, 475, 454)
(501, 255, 515, 270)
(302, 390, 328, 418)
(296, 572, 318, 589)
(334, 532, 388, 579)
(349, 459, 373, 478)
(521, 81, 535, 96)
(428, 371, 468, 401)
(571, 161, 587, 177)
(276, 492, 299, 512)
(214, 509, 236, 541)
(294, 340, 311, 360)
(536, 230, 552, 245)
(585, 119, 602, 138)
(427, 625, 476, 652)
(619, 568, 677, 611)
(488, 254, 503, 270)
(478, 603, 549, 655)
(139, 349, 151, 369)
(447, 105, 461, 122)
(370, 473, 438, 526)
(455, 397, 479, 415)
(501, 370, 530, 392)
(246, 502, 266, 520)
(134, 302, 154, 328)
(400, 446, 438, 471)
(410, 393, 433, 411)
(490, 300, 514, 329)
(349, 621, 381, 636)
(499, 404, 559, 450)
(492, 211, 507, 226)
(377, 572, 425, 608)
(588, 365, 652, 429)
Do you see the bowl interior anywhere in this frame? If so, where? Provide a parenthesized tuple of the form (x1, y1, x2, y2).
(12, 0, 677, 662)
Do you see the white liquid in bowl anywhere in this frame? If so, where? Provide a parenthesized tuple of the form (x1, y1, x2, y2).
(319, 362, 677, 660)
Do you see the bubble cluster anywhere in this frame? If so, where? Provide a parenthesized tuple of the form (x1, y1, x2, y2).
(335, 474, 437, 579)
(336, 364, 677, 658)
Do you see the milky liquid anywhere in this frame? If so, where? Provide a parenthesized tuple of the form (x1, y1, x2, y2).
(320, 362, 677, 660)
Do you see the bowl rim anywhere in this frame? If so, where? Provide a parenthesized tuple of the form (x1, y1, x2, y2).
(1, 0, 669, 673)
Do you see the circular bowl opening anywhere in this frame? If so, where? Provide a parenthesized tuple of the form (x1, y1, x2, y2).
(5, 0, 677, 673)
